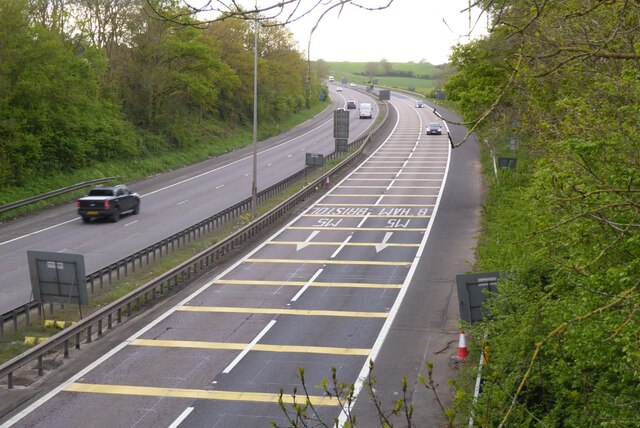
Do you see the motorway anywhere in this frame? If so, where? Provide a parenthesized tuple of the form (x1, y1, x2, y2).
(0, 85, 378, 315)
(1, 91, 482, 427)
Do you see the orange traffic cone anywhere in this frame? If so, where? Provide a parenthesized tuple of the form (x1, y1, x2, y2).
(455, 330, 469, 361)
(325, 176, 331, 189)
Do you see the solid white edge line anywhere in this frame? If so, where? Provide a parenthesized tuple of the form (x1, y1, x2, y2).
(222, 319, 276, 374)
(1, 95, 399, 427)
(337, 101, 450, 426)
(291, 268, 323, 302)
(0, 116, 336, 248)
(168, 406, 194, 428)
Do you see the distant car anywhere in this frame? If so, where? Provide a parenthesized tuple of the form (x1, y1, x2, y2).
(336, 86, 343, 92)
(346, 100, 357, 109)
(350, 82, 356, 87)
(426, 122, 442, 135)
(416, 100, 426, 108)
(76, 185, 140, 223)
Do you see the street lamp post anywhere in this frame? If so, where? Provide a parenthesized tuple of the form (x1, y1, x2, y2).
(251, 17, 258, 218)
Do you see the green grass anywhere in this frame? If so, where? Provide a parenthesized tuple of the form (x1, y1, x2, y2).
(0, 147, 353, 365)
(326, 61, 441, 96)
(0, 100, 331, 222)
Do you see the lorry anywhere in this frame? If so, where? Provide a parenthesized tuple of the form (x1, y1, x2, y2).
(76, 184, 140, 223)
(359, 102, 373, 119)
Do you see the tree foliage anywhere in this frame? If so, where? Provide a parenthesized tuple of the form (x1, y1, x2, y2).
(0, 0, 326, 191)
(449, 1, 640, 426)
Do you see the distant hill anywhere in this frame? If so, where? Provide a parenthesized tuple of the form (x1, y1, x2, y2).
(324, 61, 448, 95)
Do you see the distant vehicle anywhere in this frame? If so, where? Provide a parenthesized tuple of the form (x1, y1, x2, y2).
(328, 75, 335, 82)
(350, 82, 356, 87)
(336, 86, 343, 92)
(416, 100, 426, 108)
(346, 100, 357, 109)
(359, 102, 373, 119)
(426, 122, 442, 135)
(76, 185, 140, 223)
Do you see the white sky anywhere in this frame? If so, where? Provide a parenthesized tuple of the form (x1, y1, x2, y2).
(193, 1, 487, 65)
(283, 0, 487, 64)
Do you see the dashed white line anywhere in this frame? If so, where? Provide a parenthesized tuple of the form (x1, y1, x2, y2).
(216, 185, 224, 190)
(291, 269, 323, 302)
(176, 200, 189, 206)
(124, 220, 138, 227)
(330, 235, 352, 259)
(222, 320, 276, 374)
(168, 407, 194, 428)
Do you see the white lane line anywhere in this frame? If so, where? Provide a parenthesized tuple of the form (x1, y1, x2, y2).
(244, 173, 250, 176)
(58, 249, 67, 253)
(124, 220, 138, 227)
(287, 154, 293, 158)
(2, 112, 336, 247)
(330, 236, 352, 259)
(168, 407, 194, 428)
(222, 320, 276, 374)
(177, 200, 189, 206)
(338, 100, 448, 427)
(290, 269, 323, 302)
(267, 163, 272, 167)
(216, 185, 224, 190)
(0, 217, 78, 247)
(142, 120, 332, 199)
(1, 95, 387, 426)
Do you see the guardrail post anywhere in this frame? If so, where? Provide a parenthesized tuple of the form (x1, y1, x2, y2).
(24, 303, 30, 329)
(8, 372, 13, 389)
(12, 310, 18, 333)
(64, 340, 69, 359)
(37, 355, 43, 376)
(75, 333, 80, 349)
(97, 319, 102, 337)
(108, 313, 113, 330)
(86, 325, 92, 343)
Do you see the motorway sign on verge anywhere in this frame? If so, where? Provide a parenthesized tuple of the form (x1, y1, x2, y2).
(456, 272, 500, 324)
(27, 250, 88, 306)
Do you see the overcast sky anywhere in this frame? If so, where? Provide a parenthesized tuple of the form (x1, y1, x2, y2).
(283, 0, 487, 64)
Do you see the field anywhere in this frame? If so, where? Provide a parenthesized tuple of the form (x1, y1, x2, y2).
(325, 61, 444, 95)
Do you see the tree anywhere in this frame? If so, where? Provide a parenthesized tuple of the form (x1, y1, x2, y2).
(449, 1, 640, 425)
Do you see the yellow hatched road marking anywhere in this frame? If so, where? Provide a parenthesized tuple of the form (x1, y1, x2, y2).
(346, 178, 442, 181)
(338, 186, 440, 189)
(371, 156, 448, 159)
(214, 279, 403, 288)
(375, 151, 449, 154)
(131, 339, 371, 356)
(302, 214, 429, 218)
(325, 194, 437, 198)
(351, 172, 443, 175)
(315, 203, 434, 207)
(287, 226, 426, 231)
(366, 161, 445, 164)
(65, 383, 339, 406)
(244, 258, 412, 266)
(267, 241, 420, 247)
(358, 166, 444, 169)
(178, 306, 389, 318)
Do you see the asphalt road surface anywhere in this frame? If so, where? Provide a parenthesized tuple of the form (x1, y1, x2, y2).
(1, 91, 482, 427)
(0, 86, 378, 315)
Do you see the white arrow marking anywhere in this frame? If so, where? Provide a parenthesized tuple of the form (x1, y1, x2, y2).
(375, 232, 393, 253)
(296, 230, 320, 251)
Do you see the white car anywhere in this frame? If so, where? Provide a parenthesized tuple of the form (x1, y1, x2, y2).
(336, 87, 343, 92)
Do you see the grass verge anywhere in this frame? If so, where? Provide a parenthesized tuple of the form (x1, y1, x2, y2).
(0, 151, 350, 366)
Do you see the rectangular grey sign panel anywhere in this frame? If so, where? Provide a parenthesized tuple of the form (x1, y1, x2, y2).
(456, 272, 500, 324)
(27, 250, 88, 305)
